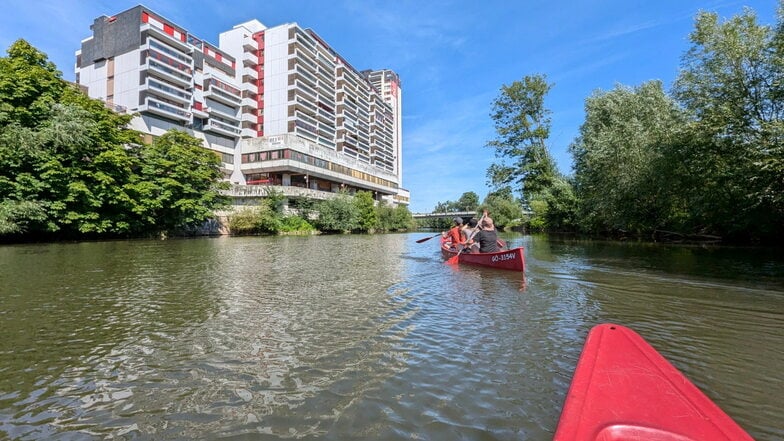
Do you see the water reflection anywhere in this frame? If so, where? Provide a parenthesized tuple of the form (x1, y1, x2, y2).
(0, 234, 782, 440)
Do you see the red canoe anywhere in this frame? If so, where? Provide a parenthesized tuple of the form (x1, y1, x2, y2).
(554, 323, 753, 441)
(440, 237, 525, 272)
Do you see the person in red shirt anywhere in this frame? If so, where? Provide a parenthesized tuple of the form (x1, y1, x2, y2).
(444, 217, 464, 250)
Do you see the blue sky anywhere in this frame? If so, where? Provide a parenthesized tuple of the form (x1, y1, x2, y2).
(1, 1, 778, 213)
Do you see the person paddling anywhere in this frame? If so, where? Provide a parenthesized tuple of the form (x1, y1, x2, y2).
(473, 217, 500, 253)
(443, 217, 464, 251)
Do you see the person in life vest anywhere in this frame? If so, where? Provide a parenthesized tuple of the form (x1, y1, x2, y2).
(443, 217, 464, 250)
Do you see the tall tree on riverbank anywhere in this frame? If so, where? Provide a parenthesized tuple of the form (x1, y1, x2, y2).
(130, 131, 228, 235)
(570, 81, 686, 234)
(486, 75, 559, 202)
(0, 40, 141, 236)
(486, 74, 577, 231)
(671, 5, 784, 240)
(0, 40, 229, 240)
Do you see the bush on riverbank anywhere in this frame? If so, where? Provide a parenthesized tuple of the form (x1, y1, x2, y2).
(315, 191, 414, 233)
(227, 191, 414, 236)
(227, 201, 316, 236)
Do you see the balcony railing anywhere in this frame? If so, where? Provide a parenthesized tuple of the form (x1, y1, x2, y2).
(144, 59, 192, 87)
(141, 23, 191, 52)
(139, 97, 191, 122)
(142, 78, 192, 104)
(242, 51, 258, 67)
(145, 38, 192, 64)
(206, 105, 240, 122)
(205, 86, 242, 106)
(204, 119, 241, 137)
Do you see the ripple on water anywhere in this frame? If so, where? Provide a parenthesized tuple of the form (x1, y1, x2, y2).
(0, 235, 782, 440)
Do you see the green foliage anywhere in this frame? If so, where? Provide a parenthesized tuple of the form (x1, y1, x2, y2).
(278, 215, 315, 233)
(316, 193, 360, 233)
(227, 201, 314, 235)
(0, 39, 64, 127)
(392, 205, 415, 230)
(227, 207, 263, 235)
(377, 202, 414, 231)
(527, 199, 548, 232)
(0, 40, 229, 240)
(570, 81, 685, 234)
(0, 200, 48, 234)
(486, 74, 560, 202)
(480, 188, 524, 230)
(669, 6, 784, 240)
(539, 178, 579, 232)
(455, 192, 479, 211)
(353, 190, 378, 232)
(130, 130, 229, 234)
(262, 186, 287, 213)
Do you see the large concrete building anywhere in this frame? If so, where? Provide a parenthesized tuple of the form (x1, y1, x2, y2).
(75, 5, 408, 206)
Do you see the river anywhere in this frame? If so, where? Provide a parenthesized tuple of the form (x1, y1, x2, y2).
(0, 233, 782, 440)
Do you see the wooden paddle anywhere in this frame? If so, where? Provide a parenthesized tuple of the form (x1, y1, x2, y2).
(446, 214, 485, 265)
(416, 233, 442, 244)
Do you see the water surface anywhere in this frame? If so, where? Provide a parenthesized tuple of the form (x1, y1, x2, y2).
(0, 234, 782, 440)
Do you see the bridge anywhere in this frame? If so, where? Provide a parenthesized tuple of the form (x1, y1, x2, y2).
(411, 211, 478, 221)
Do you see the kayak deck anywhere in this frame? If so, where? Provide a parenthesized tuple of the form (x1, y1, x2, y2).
(554, 323, 753, 441)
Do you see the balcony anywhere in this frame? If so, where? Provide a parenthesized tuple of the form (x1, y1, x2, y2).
(242, 38, 258, 52)
(317, 137, 336, 149)
(141, 78, 192, 105)
(141, 23, 191, 53)
(241, 97, 258, 108)
(288, 49, 318, 73)
(143, 59, 192, 88)
(242, 66, 258, 80)
(241, 127, 258, 138)
(242, 51, 258, 67)
(290, 80, 318, 102)
(316, 68, 333, 84)
(292, 110, 318, 128)
(317, 107, 333, 123)
(318, 123, 336, 138)
(143, 38, 192, 64)
(225, 184, 352, 202)
(292, 68, 317, 90)
(291, 95, 317, 114)
(242, 82, 259, 95)
(205, 86, 242, 107)
(138, 97, 191, 122)
(204, 119, 241, 138)
(191, 104, 209, 118)
(241, 112, 258, 123)
(206, 105, 240, 122)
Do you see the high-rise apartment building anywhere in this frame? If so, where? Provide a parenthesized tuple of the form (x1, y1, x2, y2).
(75, 5, 408, 206)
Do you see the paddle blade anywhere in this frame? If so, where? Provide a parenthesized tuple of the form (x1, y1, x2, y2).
(416, 234, 438, 243)
(446, 254, 460, 265)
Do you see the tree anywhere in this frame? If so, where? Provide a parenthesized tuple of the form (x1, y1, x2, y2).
(455, 191, 479, 211)
(0, 39, 64, 128)
(672, 4, 784, 239)
(486, 74, 559, 202)
(316, 192, 359, 233)
(353, 190, 378, 232)
(130, 130, 228, 235)
(570, 81, 685, 234)
(480, 187, 524, 230)
(0, 40, 141, 237)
